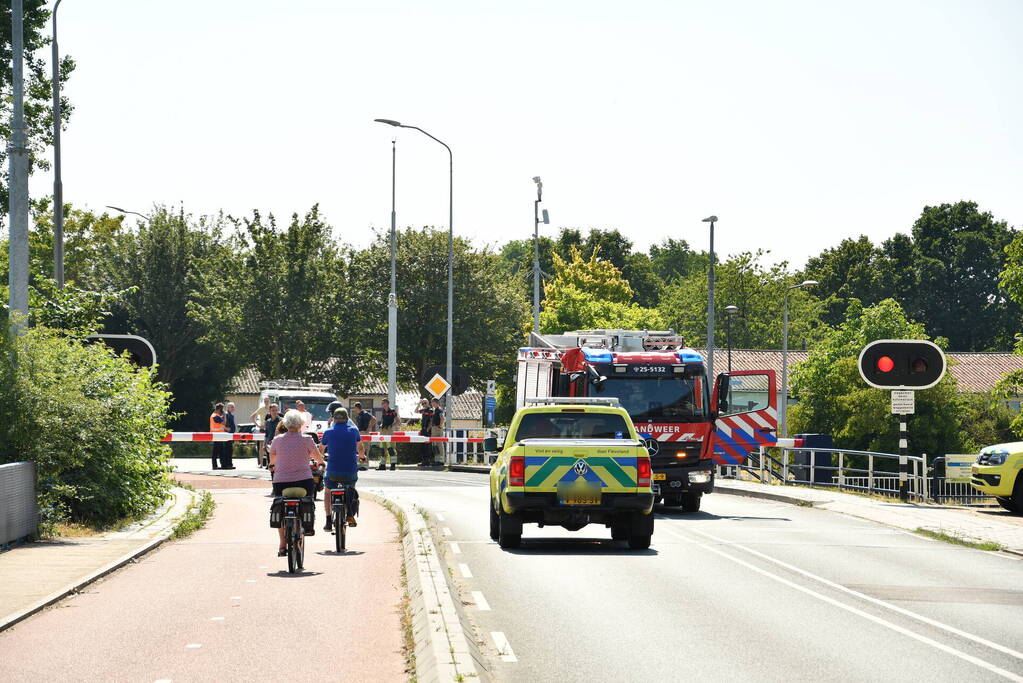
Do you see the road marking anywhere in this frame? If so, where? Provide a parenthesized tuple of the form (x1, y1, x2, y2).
(245, 579, 257, 583)
(449, 541, 462, 554)
(436, 513, 446, 521)
(210, 617, 225, 621)
(662, 527, 1023, 681)
(685, 526, 1023, 663)
(459, 563, 473, 578)
(471, 591, 491, 611)
(229, 596, 242, 600)
(442, 527, 453, 536)
(491, 632, 518, 662)
(258, 565, 268, 569)
(185, 643, 202, 649)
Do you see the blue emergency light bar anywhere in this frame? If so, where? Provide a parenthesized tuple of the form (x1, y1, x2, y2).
(677, 350, 705, 364)
(581, 348, 613, 363)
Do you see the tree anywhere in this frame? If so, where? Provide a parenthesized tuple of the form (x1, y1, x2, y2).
(0, 1, 75, 229)
(496, 235, 556, 304)
(649, 237, 707, 284)
(658, 250, 821, 349)
(98, 206, 246, 429)
(546, 245, 633, 304)
(788, 299, 963, 456)
(801, 236, 883, 328)
(622, 252, 662, 308)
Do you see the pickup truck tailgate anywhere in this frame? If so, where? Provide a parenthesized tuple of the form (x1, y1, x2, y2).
(521, 439, 646, 493)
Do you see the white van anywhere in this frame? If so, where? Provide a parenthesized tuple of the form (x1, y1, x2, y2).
(258, 381, 338, 436)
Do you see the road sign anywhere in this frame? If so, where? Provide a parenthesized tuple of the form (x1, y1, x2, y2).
(486, 379, 496, 397)
(425, 373, 451, 398)
(944, 457, 974, 483)
(891, 390, 915, 415)
(858, 339, 946, 390)
(421, 365, 470, 396)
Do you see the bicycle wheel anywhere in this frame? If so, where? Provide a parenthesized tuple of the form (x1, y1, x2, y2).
(339, 508, 347, 551)
(334, 506, 343, 553)
(286, 524, 297, 574)
(297, 526, 305, 570)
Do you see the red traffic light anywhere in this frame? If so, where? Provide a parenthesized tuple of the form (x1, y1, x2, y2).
(876, 356, 895, 373)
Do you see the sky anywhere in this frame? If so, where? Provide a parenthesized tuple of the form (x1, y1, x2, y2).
(33, 0, 1023, 268)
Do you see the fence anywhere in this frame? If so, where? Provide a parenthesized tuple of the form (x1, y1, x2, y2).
(443, 429, 505, 466)
(1, 462, 38, 546)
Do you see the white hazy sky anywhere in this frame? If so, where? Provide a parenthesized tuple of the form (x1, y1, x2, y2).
(37, 0, 1023, 267)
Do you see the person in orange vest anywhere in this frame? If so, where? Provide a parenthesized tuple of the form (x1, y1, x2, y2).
(210, 402, 227, 469)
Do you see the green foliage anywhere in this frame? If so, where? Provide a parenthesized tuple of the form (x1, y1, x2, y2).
(659, 250, 821, 349)
(547, 245, 633, 304)
(0, 1, 75, 230)
(956, 392, 1014, 452)
(172, 491, 216, 539)
(0, 326, 173, 531)
(649, 238, 707, 284)
(788, 299, 963, 456)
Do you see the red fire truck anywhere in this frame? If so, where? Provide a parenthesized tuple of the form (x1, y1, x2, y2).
(516, 329, 777, 512)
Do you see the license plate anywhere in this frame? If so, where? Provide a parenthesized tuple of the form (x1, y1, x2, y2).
(652, 473, 666, 481)
(558, 486, 602, 506)
(971, 466, 978, 474)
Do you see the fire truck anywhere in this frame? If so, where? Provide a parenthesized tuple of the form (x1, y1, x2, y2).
(516, 329, 777, 512)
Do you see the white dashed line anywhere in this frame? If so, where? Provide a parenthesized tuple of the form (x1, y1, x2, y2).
(210, 617, 225, 621)
(458, 563, 473, 578)
(154, 679, 173, 683)
(491, 632, 517, 662)
(471, 591, 491, 611)
(185, 643, 202, 649)
(448, 541, 462, 554)
(442, 527, 452, 536)
(245, 579, 257, 583)
(258, 565, 268, 569)
(229, 596, 242, 600)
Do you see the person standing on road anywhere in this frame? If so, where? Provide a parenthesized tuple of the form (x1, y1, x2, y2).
(210, 403, 227, 469)
(223, 402, 238, 470)
(430, 397, 446, 464)
(319, 408, 366, 530)
(353, 402, 377, 470)
(295, 400, 313, 434)
(261, 403, 282, 468)
(251, 396, 271, 466)
(377, 399, 398, 471)
(417, 398, 433, 467)
(269, 409, 323, 556)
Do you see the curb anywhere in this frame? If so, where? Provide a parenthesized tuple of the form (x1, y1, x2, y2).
(362, 490, 490, 683)
(0, 487, 197, 633)
(714, 483, 827, 507)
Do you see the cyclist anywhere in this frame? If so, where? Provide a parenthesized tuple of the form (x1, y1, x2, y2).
(319, 407, 365, 531)
(269, 409, 323, 556)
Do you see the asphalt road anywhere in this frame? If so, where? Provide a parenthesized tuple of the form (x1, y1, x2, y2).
(361, 469, 1023, 682)
(0, 476, 406, 682)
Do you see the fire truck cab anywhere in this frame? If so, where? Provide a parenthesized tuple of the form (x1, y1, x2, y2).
(517, 329, 777, 512)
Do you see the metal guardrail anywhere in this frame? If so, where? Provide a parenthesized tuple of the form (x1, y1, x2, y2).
(0, 461, 39, 545)
(443, 428, 504, 466)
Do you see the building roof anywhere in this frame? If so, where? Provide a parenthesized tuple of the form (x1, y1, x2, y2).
(693, 349, 1023, 394)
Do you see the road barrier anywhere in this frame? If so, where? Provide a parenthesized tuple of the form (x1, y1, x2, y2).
(162, 431, 484, 444)
(0, 462, 38, 546)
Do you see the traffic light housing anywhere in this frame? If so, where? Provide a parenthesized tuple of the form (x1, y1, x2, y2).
(857, 339, 945, 390)
(85, 334, 157, 368)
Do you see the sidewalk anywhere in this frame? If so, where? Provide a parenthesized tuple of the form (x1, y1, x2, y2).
(0, 486, 196, 632)
(714, 478, 1023, 554)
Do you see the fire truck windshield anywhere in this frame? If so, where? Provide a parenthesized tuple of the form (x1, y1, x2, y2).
(595, 376, 706, 421)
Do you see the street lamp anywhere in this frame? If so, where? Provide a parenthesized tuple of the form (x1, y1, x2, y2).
(724, 305, 739, 374)
(531, 176, 549, 332)
(702, 215, 718, 382)
(375, 118, 453, 409)
(106, 205, 149, 220)
(780, 279, 817, 438)
(387, 139, 398, 410)
(52, 0, 66, 289)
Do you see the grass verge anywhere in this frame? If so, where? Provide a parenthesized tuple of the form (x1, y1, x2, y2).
(914, 527, 1003, 551)
(172, 491, 216, 539)
(367, 493, 417, 681)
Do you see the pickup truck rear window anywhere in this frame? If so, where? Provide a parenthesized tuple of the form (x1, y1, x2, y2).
(516, 413, 632, 439)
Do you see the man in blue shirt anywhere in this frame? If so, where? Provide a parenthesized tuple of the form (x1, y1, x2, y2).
(319, 408, 365, 530)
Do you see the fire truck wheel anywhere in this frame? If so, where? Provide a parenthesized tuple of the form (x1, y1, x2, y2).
(661, 494, 682, 508)
(680, 493, 702, 513)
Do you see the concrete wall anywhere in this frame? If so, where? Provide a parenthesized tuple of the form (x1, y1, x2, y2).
(0, 462, 38, 544)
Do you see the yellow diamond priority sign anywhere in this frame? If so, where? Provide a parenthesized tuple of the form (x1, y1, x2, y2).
(425, 373, 451, 398)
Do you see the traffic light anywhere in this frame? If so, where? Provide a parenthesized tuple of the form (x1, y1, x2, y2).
(85, 334, 157, 368)
(857, 339, 945, 390)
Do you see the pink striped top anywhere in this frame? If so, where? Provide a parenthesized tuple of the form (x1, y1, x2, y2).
(270, 431, 319, 483)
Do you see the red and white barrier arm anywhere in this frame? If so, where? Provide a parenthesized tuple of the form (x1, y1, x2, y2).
(162, 432, 484, 444)
(162, 432, 264, 442)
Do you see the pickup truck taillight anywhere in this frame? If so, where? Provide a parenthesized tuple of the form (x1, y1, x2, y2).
(637, 457, 652, 487)
(509, 455, 525, 487)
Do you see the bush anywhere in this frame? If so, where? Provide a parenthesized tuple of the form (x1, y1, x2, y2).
(0, 326, 173, 531)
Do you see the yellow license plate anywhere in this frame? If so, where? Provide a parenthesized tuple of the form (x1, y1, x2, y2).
(652, 473, 666, 481)
(558, 487, 602, 506)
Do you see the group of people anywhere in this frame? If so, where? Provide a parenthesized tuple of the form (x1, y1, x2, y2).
(208, 402, 238, 469)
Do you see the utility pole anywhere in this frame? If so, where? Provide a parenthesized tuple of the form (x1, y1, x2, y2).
(387, 139, 398, 409)
(702, 216, 718, 382)
(532, 177, 542, 332)
(8, 0, 30, 330)
(52, 0, 65, 288)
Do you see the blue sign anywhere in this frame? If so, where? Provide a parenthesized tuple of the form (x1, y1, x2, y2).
(484, 396, 497, 426)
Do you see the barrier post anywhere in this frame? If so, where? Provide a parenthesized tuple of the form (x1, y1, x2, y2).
(898, 415, 909, 502)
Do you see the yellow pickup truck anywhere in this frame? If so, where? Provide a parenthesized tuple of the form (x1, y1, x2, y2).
(487, 399, 654, 550)
(971, 442, 1023, 512)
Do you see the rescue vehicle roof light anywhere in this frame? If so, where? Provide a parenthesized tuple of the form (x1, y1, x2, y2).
(525, 397, 621, 407)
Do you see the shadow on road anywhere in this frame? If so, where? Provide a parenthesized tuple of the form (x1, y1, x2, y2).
(266, 570, 325, 578)
(655, 508, 792, 522)
(315, 550, 366, 557)
(504, 537, 658, 556)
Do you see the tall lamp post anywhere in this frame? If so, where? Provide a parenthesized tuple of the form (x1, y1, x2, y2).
(724, 305, 739, 374)
(387, 140, 398, 409)
(52, 0, 65, 288)
(780, 279, 817, 437)
(531, 176, 549, 333)
(375, 119, 453, 409)
(8, 0, 30, 331)
(702, 215, 718, 382)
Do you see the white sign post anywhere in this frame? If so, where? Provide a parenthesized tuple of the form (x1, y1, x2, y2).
(891, 390, 915, 415)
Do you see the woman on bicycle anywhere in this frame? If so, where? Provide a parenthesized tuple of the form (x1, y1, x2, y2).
(269, 409, 323, 556)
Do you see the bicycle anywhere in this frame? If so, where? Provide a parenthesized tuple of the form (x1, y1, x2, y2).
(329, 484, 350, 553)
(280, 486, 308, 573)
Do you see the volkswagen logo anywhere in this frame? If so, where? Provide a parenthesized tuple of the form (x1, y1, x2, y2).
(643, 438, 660, 456)
(573, 460, 589, 476)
